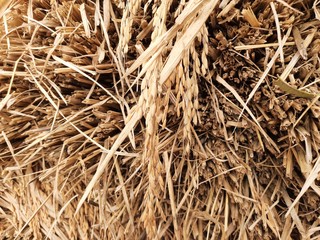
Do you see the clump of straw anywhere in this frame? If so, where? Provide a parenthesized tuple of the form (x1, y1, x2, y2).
(1, 0, 320, 239)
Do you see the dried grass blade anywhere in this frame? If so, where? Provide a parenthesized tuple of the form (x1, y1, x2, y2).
(270, 2, 284, 64)
(0, 93, 11, 111)
(14, 193, 53, 240)
(285, 156, 320, 218)
(234, 42, 295, 51)
(282, 190, 306, 236)
(313, 0, 320, 21)
(25, 65, 59, 111)
(274, 78, 316, 99)
(160, 0, 219, 85)
(279, 30, 315, 81)
(241, 7, 260, 27)
(103, 0, 110, 30)
(1, 131, 21, 172)
(293, 26, 308, 60)
(215, 74, 279, 152)
(15, 98, 109, 156)
(125, 0, 211, 78)
(80, 3, 91, 38)
(276, 0, 304, 14)
(0, 0, 13, 19)
(75, 110, 142, 214)
(238, 27, 292, 119)
(45, 195, 78, 240)
(163, 151, 180, 239)
(217, 0, 239, 18)
(52, 55, 119, 104)
(114, 157, 134, 227)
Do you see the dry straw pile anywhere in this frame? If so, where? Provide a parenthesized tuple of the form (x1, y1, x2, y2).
(1, 0, 320, 239)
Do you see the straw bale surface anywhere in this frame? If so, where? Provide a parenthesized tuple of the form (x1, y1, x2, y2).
(1, 0, 320, 239)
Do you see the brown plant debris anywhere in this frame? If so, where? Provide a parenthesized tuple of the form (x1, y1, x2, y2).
(1, 0, 320, 239)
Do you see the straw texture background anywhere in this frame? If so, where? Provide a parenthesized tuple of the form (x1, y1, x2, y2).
(1, 0, 320, 239)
